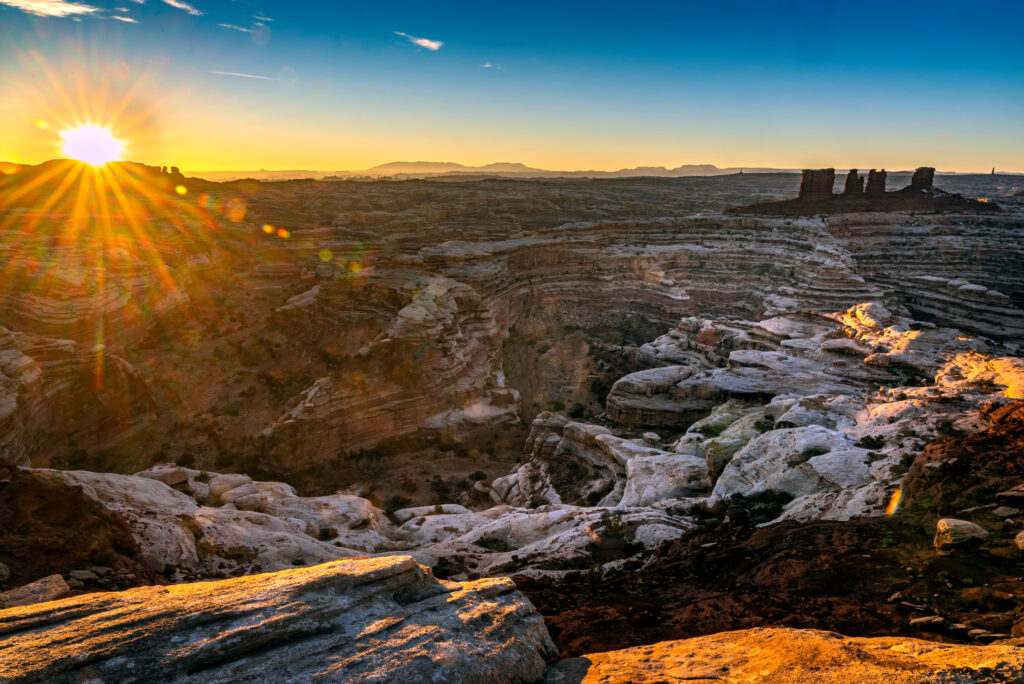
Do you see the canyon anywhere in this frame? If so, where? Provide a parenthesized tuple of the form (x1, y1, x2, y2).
(1, 163, 1024, 681)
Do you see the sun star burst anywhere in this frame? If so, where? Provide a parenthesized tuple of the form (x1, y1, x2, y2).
(60, 125, 124, 166)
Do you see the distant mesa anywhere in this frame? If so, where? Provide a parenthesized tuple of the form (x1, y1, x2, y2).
(733, 166, 1001, 215)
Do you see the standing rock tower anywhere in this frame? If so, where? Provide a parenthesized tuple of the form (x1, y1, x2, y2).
(843, 169, 864, 195)
(865, 169, 887, 195)
(910, 167, 935, 190)
(798, 169, 836, 200)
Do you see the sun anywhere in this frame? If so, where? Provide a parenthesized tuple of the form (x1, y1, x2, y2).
(60, 125, 124, 166)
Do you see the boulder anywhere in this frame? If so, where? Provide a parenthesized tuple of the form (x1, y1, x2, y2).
(0, 574, 70, 609)
(619, 451, 710, 507)
(0, 556, 555, 683)
(712, 426, 872, 501)
(934, 518, 988, 551)
(393, 503, 472, 524)
(136, 465, 190, 489)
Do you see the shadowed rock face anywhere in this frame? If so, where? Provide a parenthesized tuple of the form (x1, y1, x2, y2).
(543, 627, 1024, 683)
(260, 215, 885, 470)
(798, 168, 836, 199)
(0, 466, 156, 590)
(866, 168, 888, 195)
(0, 327, 155, 468)
(844, 168, 864, 195)
(911, 166, 936, 189)
(0, 556, 555, 684)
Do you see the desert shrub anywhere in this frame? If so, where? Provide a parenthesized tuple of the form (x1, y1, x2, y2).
(856, 435, 886, 449)
(476, 537, 514, 552)
(600, 511, 627, 538)
(429, 476, 451, 499)
(384, 496, 412, 515)
(680, 490, 793, 527)
(697, 424, 724, 438)
(938, 420, 966, 438)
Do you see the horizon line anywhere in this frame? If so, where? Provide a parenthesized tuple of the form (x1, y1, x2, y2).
(5, 158, 1022, 177)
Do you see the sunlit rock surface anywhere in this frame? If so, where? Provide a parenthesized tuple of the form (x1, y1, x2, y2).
(0, 556, 555, 684)
(542, 627, 1024, 683)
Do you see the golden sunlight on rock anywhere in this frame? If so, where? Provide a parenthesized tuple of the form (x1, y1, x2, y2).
(542, 628, 1024, 683)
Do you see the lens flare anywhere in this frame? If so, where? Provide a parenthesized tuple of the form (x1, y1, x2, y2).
(885, 488, 902, 516)
(60, 125, 124, 166)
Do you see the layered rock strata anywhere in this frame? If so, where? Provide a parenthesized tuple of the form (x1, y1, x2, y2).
(0, 556, 555, 684)
(264, 216, 884, 464)
(0, 327, 154, 467)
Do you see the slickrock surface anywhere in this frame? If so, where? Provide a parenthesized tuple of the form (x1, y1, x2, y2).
(0, 556, 555, 684)
(5, 301, 1023, 591)
(518, 401, 1024, 658)
(542, 627, 1024, 683)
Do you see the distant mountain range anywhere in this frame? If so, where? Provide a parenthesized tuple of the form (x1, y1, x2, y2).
(2, 160, 1012, 183)
(187, 162, 803, 182)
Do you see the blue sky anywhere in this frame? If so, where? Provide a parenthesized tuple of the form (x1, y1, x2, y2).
(1, 0, 1022, 171)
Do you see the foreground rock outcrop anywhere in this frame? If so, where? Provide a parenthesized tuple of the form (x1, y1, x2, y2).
(517, 400, 1024, 658)
(543, 627, 1024, 683)
(0, 556, 555, 683)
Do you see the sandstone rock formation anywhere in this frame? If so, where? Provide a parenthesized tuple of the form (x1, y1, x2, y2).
(843, 168, 864, 194)
(0, 556, 555, 683)
(911, 166, 936, 190)
(798, 168, 835, 199)
(737, 167, 1001, 216)
(542, 627, 1024, 683)
(866, 168, 887, 194)
(1, 299, 1017, 590)
(521, 398, 1024, 658)
(0, 327, 155, 467)
(1, 165, 1023, 680)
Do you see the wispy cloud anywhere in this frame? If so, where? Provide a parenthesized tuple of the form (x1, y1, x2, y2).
(480, 62, 503, 70)
(111, 13, 136, 21)
(209, 70, 277, 81)
(253, 14, 271, 21)
(127, 0, 143, 3)
(0, 0, 99, 17)
(162, 0, 200, 15)
(218, 22, 251, 33)
(218, 20, 269, 44)
(394, 30, 442, 51)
